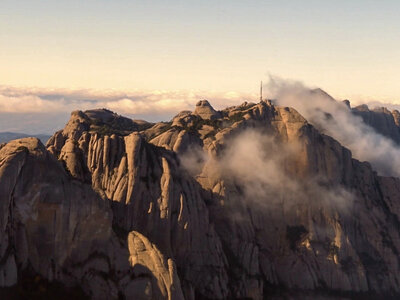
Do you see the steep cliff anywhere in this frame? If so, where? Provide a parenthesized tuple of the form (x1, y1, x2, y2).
(0, 138, 185, 299)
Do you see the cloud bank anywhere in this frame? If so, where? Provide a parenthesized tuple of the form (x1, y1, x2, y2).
(0, 85, 254, 134)
(0, 85, 253, 115)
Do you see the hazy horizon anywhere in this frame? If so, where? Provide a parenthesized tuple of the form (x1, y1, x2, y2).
(2, 81, 400, 135)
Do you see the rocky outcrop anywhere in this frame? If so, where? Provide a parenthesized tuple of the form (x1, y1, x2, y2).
(127, 231, 184, 300)
(194, 100, 220, 120)
(47, 109, 152, 157)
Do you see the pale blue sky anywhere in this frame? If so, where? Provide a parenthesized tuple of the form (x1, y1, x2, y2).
(1, 0, 400, 101)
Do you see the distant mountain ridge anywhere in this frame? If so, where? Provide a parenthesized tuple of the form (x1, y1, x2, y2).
(0, 131, 51, 144)
(351, 103, 400, 144)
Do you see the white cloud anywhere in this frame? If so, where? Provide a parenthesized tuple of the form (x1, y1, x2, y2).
(0, 85, 255, 134)
(0, 85, 255, 115)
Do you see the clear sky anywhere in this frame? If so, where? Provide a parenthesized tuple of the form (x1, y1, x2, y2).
(1, 0, 400, 101)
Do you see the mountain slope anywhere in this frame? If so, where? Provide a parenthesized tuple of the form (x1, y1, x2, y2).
(2, 99, 400, 299)
(0, 132, 51, 144)
(147, 100, 400, 298)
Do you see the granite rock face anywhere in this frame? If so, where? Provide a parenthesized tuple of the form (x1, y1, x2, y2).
(0, 138, 119, 298)
(0, 137, 200, 299)
(3, 100, 400, 299)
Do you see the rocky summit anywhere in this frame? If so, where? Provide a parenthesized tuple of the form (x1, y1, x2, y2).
(2, 99, 400, 299)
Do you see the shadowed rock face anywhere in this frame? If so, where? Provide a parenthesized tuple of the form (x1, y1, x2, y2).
(0, 138, 186, 299)
(0, 138, 116, 297)
(3, 99, 400, 299)
(352, 104, 400, 144)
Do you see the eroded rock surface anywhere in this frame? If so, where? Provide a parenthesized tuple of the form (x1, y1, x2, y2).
(0, 138, 198, 299)
(194, 100, 220, 120)
(127, 231, 184, 300)
(46, 109, 229, 299)
(0, 138, 120, 298)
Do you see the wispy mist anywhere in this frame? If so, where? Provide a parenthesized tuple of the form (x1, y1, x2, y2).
(0, 85, 252, 114)
(182, 129, 354, 211)
(266, 76, 400, 177)
(221, 130, 353, 210)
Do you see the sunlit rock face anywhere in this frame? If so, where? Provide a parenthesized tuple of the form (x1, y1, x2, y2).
(3, 98, 400, 299)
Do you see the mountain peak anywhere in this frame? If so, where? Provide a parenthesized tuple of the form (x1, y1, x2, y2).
(194, 99, 220, 120)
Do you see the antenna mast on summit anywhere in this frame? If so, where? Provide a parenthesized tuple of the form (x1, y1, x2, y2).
(260, 81, 263, 101)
